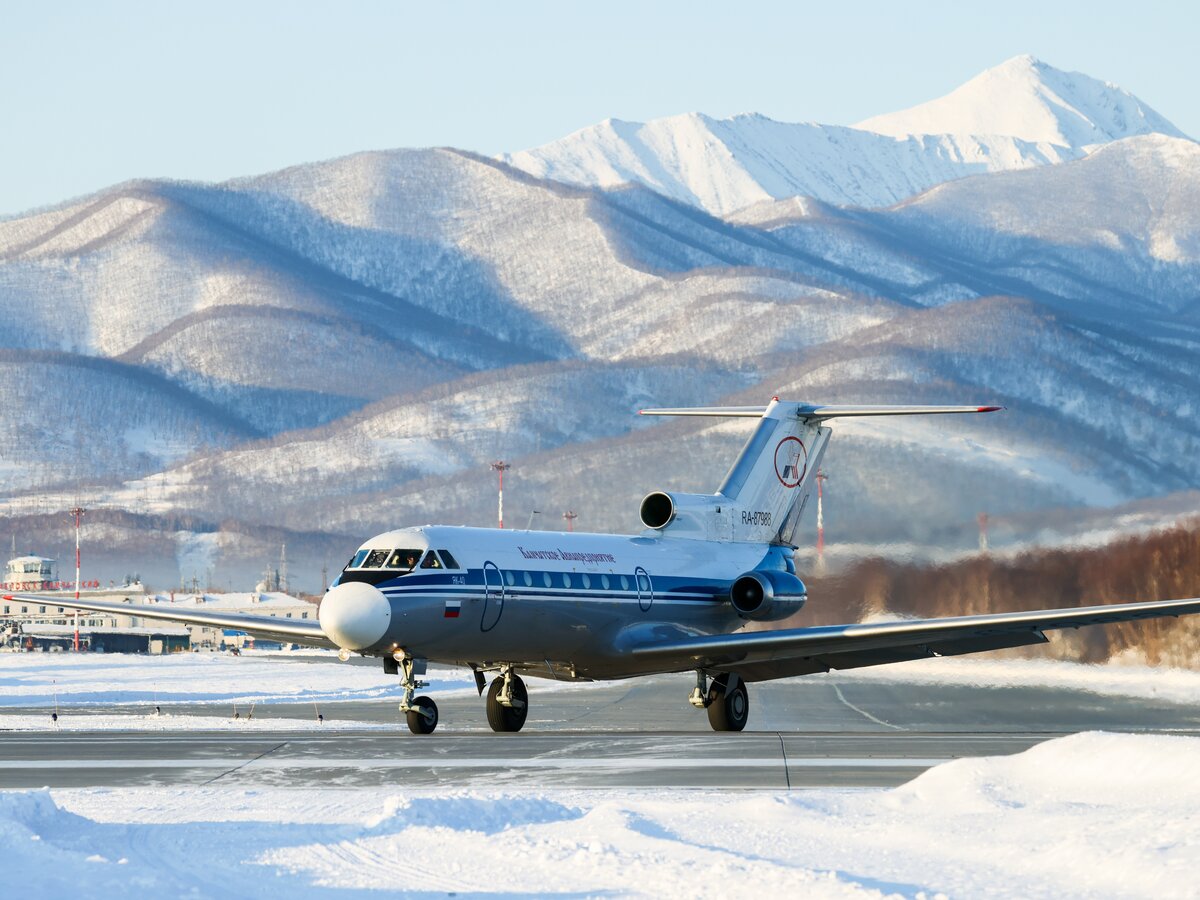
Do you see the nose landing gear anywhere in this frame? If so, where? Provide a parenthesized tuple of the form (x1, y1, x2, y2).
(395, 654, 439, 735)
(486, 667, 528, 732)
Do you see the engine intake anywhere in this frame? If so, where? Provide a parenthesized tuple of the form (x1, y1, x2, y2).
(729, 570, 807, 621)
(640, 492, 676, 530)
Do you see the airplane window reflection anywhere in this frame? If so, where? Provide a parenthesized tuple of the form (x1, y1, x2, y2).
(420, 552, 442, 569)
(437, 550, 461, 569)
(523, 572, 533, 587)
(351, 549, 371, 568)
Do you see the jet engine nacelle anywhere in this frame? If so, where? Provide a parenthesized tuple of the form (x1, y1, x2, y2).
(640, 491, 728, 540)
(728, 570, 807, 621)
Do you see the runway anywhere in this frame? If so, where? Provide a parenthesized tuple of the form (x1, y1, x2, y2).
(3, 672, 1198, 789)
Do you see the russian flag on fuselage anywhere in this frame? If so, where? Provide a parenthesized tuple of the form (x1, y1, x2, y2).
(444, 598, 462, 618)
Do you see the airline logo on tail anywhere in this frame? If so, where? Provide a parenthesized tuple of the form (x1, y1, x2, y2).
(774, 437, 807, 488)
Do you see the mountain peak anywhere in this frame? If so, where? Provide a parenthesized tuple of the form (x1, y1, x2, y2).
(856, 56, 1186, 147)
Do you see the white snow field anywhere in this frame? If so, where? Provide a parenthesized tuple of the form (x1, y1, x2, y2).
(0, 650, 476, 708)
(0, 732, 1194, 898)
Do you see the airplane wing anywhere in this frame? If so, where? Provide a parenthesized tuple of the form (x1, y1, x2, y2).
(629, 597, 1200, 681)
(2, 593, 335, 650)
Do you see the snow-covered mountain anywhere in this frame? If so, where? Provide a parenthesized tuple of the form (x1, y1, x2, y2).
(502, 56, 1188, 216)
(858, 55, 1185, 147)
(2, 57, 1199, 589)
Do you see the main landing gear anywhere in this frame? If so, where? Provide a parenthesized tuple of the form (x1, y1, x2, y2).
(486, 668, 529, 733)
(387, 655, 531, 734)
(393, 654, 439, 735)
(690, 670, 749, 732)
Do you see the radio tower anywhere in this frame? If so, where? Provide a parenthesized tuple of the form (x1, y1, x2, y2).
(815, 471, 828, 574)
(68, 507, 86, 652)
(279, 543, 288, 594)
(490, 461, 511, 529)
(562, 510, 578, 533)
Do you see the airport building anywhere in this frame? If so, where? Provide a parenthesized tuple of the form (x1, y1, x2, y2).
(0, 554, 317, 653)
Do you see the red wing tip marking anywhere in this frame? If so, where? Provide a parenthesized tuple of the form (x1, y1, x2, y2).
(977, 406, 1005, 413)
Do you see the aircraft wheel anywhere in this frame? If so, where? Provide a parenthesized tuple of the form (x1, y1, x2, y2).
(706, 674, 749, 732)
(486, 674, 529, 732)
(406, 696, 439, 735)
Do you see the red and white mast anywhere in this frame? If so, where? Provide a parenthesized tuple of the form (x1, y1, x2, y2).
(562, 510, 578, 533)
(490, 461, 511, 529)
(815, 471, 828, 572)
(69, 506, 85, 652)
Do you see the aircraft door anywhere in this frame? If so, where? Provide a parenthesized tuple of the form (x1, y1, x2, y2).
(635, 566, 653, 612)
(481, 561, 505, 632)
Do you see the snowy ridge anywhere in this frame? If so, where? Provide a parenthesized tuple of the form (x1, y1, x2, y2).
(504, 112, 1079, 215)
(503, 56, 1188, 215)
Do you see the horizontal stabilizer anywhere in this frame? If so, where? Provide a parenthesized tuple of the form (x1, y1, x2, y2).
(640, 402, 1003, 420)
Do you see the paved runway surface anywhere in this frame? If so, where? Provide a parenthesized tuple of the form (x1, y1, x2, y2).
(3, 670, 1198, 789)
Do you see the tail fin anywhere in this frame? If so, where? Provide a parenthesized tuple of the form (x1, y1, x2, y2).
(640, 398, 1001, 544)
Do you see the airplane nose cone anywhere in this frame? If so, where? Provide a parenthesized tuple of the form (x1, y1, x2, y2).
(319, 581, 392, 650)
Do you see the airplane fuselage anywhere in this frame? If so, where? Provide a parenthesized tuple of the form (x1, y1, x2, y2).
(322, 524, 799, 680)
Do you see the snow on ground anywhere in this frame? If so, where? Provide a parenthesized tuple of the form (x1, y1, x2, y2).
(5, 649, 1200, 710)
(834, 655, 1200, 705)
(0, 651, 479, 707)
(0, 732, 1195, 898)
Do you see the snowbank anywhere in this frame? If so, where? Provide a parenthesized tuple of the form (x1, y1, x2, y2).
(0, 732, 1195, 898)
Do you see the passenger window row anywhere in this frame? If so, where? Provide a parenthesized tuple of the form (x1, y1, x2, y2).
(500, 572, 640, 591)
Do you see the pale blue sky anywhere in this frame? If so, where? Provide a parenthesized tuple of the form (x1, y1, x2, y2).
(1, 1, 1193, 216)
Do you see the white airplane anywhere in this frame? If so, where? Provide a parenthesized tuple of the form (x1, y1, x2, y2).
(11, 398, 1200, 734)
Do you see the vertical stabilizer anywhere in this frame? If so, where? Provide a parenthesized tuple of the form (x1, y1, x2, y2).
(714, 399, 830, 544)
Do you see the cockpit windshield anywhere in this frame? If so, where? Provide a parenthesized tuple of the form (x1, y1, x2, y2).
(385, 549, 423, 571)
(361, 549, 391, 568)
(347, 547, 424, 572)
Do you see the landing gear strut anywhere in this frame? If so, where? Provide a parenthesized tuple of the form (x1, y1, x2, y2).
(486, 668, 528, 732)
(395, 654, 438, 735)
(691, 671, 749, 732)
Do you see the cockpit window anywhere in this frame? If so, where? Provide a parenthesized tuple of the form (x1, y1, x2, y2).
(385, 549, 423, 571)
(420, 551, 442, 569)
(351, 549, 371, 568)
(437, 549, 460, 570)
(363, 549, 390, 568)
